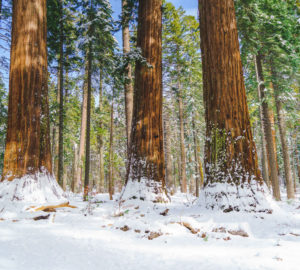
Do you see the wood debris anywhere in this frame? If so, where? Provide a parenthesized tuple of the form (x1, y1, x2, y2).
(148, 231, 162, 240)
(120, 225, 130, 232)
(212, 227, 226, 233)
(33, 214, 50, 221)
(228, 229, 249, 237)
(160, 209, 169, 216)
(178, 222, 200, 234)
(33, 202, 77, 212)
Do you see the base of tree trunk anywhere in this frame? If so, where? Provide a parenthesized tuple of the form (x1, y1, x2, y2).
(0, 170, 66, 205)
(198, 181, 273, 213)
(120, 178, 169, 203)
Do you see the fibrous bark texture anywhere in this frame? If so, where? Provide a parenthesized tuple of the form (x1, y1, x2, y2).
(2, 0, 52, 180)
(122, 0, 167, 202)
(199, 0, 265, 212)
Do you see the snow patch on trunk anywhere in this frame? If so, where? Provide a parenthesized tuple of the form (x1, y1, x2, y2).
(120, 177, 169, 203)
(198, 182, 276, 213)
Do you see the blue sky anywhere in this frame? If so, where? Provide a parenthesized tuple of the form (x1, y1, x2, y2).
(110, 0, 198, 48)
(110, 0, 198, 18)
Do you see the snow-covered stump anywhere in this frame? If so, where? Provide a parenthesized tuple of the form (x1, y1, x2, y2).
(119, 178, 169, 204)
(0, 171, 67, 219)
(198, 181, 273, 213)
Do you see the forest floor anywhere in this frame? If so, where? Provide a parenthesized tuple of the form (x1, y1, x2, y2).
(0, 189, 300, 270)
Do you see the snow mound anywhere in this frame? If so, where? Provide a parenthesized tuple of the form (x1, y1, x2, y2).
(0, 171, 67, 218)
(120, 177, 169, 203)
(197, 182, 276, 213)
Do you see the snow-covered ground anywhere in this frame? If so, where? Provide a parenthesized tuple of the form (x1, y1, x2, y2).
(1, 191, 300, 270)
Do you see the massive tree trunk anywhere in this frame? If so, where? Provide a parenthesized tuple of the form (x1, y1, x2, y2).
(122, 0, 134, 154)
(178, 93, 187, 193)
(57, 0, 64, 187)
(83, 45, 92, 201)
(254, 54, 281, 200)
(199, 0, 264, 212)
(122, 0, 167, 202)
(1, 0, 63, 203)
(271, 68, 295, 199)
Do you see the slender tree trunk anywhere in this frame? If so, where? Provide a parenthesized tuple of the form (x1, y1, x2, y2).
(187, 136, 195, 195)
(254, 54, 281, 200)
(294, 134, 300, 183)
(71, 142, 78, 192)
(260, 124, 270, 188)
(75, 65, 88, 192)
(199, 0, 263, 211)
(108, 98, 114, 200)
(57, 0, 64, 187)
(178, 94, 187, 193)
(122, 0, 134, 154)
(271, 69, 295, 199)
(258, 102, 270, 188)
(164, 110, 174, 191)
(268, 108, 280, 176)
(83, 45, 92, 201)
(192, 114, 200, 197)
(97, 68, 105, 193)
(2, 0, 53, 180)
(54, 70, 60, 178)
(290, 139, 297, 193)
(123, 0, 167, 201)
(52, 126, 56, 167)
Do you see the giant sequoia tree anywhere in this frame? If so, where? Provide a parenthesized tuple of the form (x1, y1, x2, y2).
(0, 0, 63, 203)
(199, 0, 266, 211)
(122, 0, 167, 201)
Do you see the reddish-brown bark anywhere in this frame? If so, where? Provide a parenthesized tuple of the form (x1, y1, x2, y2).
(2, 0, 52, 180)
(125, 0, 166, 196)
(199, 0, 262, 185)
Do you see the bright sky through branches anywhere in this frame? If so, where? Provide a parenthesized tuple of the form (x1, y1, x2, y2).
(110, 0, 198, 46)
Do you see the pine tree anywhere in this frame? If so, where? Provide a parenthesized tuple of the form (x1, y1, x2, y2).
(235, 0, 299, 199)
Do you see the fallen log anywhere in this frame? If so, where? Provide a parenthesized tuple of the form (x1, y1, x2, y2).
(33, 202, 77, 212)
